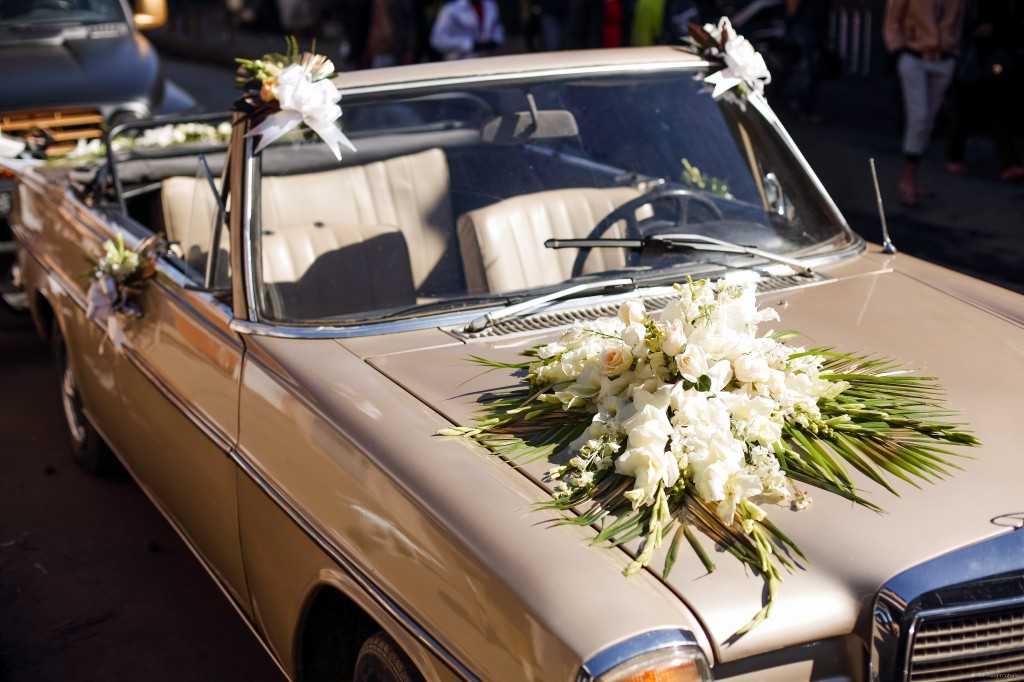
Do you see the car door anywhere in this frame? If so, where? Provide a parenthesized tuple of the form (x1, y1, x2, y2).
(101, 153, 249, 609)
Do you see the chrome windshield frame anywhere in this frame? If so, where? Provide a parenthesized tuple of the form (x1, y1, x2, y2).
(236, 61, 865, 339)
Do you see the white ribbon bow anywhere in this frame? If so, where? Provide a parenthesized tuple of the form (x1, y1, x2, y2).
(248, 64, 356, 160)
(700, 17, 771, 99)
(86, 275, 126, 353)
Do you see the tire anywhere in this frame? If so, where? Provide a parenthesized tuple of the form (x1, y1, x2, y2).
(353, 633, 421, 682)
(51, 322, 119, 476)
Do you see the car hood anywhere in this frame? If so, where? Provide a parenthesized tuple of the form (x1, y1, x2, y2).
(353, 250, 1024, 663)
(0, 29, 160, 111)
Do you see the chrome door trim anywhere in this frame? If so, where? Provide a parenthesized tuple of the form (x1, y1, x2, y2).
(235, 349, 480, 681)
(228, 443, 481, 682)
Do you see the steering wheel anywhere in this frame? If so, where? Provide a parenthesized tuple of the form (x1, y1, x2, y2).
(571, 187, 725, 278)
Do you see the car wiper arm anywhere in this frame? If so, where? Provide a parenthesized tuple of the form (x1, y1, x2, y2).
(464, 278, 636, 333)
(545, 233, 813, 275)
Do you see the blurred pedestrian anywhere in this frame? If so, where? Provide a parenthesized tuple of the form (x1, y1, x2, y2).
(785, 0, 835, 122)
(944, 0, 1024, 182)
(565, 0, 625, 48)
(365, 0, 420, 67)
(430, 0, 505, 59)
(631, 0, 664, 45)
(883, 0, 967, 206)
(537, 0, 569, 50)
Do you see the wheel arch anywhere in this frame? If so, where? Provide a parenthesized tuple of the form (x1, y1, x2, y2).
(295, 584, 385, 682)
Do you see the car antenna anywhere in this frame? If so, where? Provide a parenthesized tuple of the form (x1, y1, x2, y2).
(869, 158, 897, 254)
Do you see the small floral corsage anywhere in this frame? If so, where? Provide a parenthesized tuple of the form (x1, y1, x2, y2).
(85, 234, 159, 352)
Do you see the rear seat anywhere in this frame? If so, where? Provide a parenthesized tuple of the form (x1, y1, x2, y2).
(159, 147, 459, 317)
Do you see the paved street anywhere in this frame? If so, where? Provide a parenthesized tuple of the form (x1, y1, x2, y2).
(0, 329, 282, 681)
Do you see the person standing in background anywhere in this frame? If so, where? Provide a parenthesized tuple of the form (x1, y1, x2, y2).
(944, 0, 1024, 182)
(430, 0, 505, 59)
(785, 0, 834, 122)
(630, 0, 664, 45)
(883, 0, 966, 206)
(365, 0, 420, 67)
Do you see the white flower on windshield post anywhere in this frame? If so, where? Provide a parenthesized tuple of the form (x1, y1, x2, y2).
(85, 233, 159, 353)
(687, 16, 771, 99)
(235, 37, 356, 161)
(447, 277, 980, 636)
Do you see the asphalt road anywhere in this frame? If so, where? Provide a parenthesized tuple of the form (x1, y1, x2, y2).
(0, 329, 282, 681)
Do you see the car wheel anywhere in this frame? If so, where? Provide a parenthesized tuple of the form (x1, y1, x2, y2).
(353, 633, 421, 682)
(51, 322, 118, 476)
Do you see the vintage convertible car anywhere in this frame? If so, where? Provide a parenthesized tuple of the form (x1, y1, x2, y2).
(6, 47, 1024, 681)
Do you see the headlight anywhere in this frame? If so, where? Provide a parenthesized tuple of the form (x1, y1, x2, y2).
(580, 630, 713, 682)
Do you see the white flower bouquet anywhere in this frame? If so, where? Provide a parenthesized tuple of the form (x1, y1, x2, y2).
(687, 16, 772, 99)
(443, 279, 979, 633)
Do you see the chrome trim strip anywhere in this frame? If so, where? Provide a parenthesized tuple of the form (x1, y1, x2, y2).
(577, 629, 703, 682)
(227, 446, 479, 682)
(233, 348, 479, 680)
(120, 342, 236, 452)
(749, 94, 856, 241)
(230, 311, 482, 338)
(338, 60, 710, 97)
(243, 135, 260, 323)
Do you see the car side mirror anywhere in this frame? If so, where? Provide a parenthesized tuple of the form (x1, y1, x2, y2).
(133, 0, 167, 30)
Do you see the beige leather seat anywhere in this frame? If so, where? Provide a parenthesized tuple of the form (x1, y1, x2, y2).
(457, 186, 641, 294)
(259, 147, 461, 294)
(160, 175, 222, 275)
(261, 223, 416, 320)
(158, 146, 457, 317)
(161, 146, 459, 292)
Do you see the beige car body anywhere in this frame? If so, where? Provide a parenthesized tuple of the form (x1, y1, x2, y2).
(7, 48, 1024, 682)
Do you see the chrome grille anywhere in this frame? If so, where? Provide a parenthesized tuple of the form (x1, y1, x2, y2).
(908, 601, 1024, 681)
(458, 271, 833, 339)
(1, 108, 104, 156)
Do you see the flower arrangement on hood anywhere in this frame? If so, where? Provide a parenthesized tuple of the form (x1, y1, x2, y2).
(234, 37, 356, 160)
(85, 234, 159, 352)
(687, 16, 772, 99)
(442, 279, 979, 634)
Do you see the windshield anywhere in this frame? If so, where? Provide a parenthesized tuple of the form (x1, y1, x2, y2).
(249, 66, 857, 325)
(0, 0, 127, 27)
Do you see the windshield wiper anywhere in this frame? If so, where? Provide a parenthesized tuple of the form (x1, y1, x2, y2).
(545, 233, 813, 275)
(464, 278, 636, 333)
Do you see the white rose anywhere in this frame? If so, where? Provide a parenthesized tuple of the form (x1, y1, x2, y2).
(662, 320, 687, 357)
(600, 346, 633, 376)
(677, 345, 708, 382)
(618, 299, 646, 325)
(621, 322, 646, 349)
(733, 352, 772, 384)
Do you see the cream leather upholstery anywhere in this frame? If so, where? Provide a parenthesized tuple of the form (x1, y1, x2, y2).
(261, 223, 416, 319)
(158, 147, 456, 317)
(160, 175, 221, 274)
(457, 186, 641, 294)
(259, 147, 459, 294)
